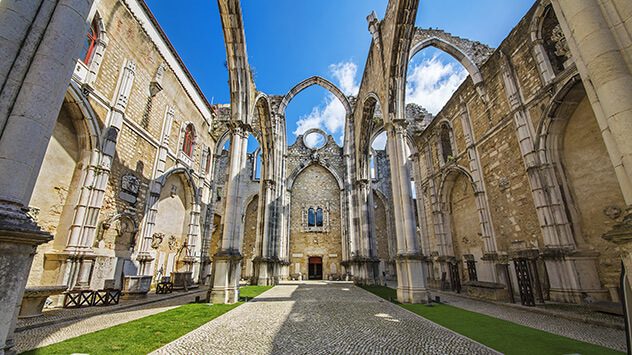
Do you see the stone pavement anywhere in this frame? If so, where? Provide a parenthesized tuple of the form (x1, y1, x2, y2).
(152, 281, 499, 355)
(13, 290, 206, 353)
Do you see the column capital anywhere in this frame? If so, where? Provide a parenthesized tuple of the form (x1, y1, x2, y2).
(227, 121, 250, 138)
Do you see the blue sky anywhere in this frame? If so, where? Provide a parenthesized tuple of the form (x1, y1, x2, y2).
(146, 1, 535, 149)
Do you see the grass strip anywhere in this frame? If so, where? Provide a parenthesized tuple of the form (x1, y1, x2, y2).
(25, 285, 273, 355)
(360, 285, 623, 355)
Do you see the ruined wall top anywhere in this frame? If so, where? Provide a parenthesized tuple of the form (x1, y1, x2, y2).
(412, 28, 494, 67)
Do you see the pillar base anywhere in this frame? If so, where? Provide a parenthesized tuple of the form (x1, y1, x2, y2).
(396, 254, 430, 304)
(208, 250, 242, 304)
(0, 201, 52, 354)
(252, 257, 279, 286)
(350, 257, 380, 286)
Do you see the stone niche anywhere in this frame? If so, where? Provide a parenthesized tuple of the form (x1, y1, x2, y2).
(462, 280, 509, 301)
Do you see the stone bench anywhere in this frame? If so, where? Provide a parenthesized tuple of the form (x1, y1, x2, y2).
(289, 273, 302, 281)
(463, 280, 509, 301)
(19, 285, 67, 318)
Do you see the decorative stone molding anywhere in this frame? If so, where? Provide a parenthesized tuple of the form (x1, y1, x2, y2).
(151, 232, 164, 249)
(603, 205, 623, 220)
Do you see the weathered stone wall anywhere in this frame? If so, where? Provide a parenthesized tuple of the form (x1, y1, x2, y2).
(241, 195, 259, 279)
(413, 1, 626, 302)
(562, 96, 626, 287)
(26, 0, 217, 290)
(286, 134, 344, 279)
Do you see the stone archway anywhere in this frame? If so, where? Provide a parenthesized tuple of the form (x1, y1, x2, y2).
(288, 164, 343, 281)
(278, 76, 352, 118)
(27, 85, 102, 289)
(536, 76, 625, 302)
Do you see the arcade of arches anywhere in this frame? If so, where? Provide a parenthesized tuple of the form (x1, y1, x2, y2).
(2, 0, 632, 351)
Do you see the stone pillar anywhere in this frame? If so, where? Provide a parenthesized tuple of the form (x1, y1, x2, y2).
(138, 106, 174, 275)
(551, 0, 632, 206)
(352, 179, 380, 285)
(65, 59, 136, 289)
(208, 122, 248, 304)
(253, 179, 279, 286)
(0, 0, 96, 352)
(457, 100, 498, 282)
(386, 121, 430, 303)
(552, 0, 632, 342)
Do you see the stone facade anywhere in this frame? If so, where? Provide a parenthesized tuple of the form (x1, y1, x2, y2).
(22, 0, 217, 304)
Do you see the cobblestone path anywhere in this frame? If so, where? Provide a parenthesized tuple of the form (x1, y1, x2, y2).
(14, 290, 206, 353)
(152, 281, 499, 355)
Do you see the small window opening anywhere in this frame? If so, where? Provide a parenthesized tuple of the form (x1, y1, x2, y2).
(183, 124, 195, 157)
(80, 22, 97, 64)
(316, 208, 323, 227)
(308, 208, 316, 227)
(440, 124, 453, 163)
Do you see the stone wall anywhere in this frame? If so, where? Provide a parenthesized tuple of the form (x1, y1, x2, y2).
(25, 0, 217, 291)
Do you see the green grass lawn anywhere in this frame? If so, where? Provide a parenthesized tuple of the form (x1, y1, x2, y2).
(24, 285, 273, 355)
(360, 285, 624, 355)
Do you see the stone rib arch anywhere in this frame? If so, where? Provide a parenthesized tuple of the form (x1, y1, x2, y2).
(411, 28, 494, 68)
(287, 161, 344, 191)
(160, 167, 199, 205)
(410, 37, 483, 85)
(534, 74, 588, 245)
(67, 81, 102, 153)
(409, 29, 493, 99)
(437, 165, 478, 207)
(278, 76, 352, 117)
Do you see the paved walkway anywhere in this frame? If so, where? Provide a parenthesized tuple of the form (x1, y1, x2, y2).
(13, 290, 206, 353)
(152, 281, 499, 355)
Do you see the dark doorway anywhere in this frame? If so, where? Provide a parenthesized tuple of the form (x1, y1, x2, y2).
(308, 256, 323, 280)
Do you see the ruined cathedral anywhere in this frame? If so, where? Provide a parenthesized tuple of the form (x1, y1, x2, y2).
(1, 0, 632, 352)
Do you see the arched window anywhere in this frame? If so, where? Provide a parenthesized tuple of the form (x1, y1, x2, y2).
(308, 208, 316, 227)
(541, 5, 567, 75)
(80, 21, 97, 64)
(182, 124, 195, 157)
(315, 208, 323, 227)
(440, 123, 453, 163)
(370, 150, 376, 180)
(203, 147, 211, 174)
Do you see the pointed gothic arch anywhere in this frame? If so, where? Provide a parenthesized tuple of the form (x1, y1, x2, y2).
(287, 160, 344, 192)
(409, 37, 484, 86)
(278, 76, 352, 118)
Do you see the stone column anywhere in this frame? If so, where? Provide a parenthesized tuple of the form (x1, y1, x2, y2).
(386, 121, 430, 303)
(552, 0, 632, 337)
(208, 122, 248, 304)
(551, 0, 632, 206)
(457, 99, 498, 281)
(0, 0, 96, 353)
(253, 178, 279, 286)
(353, 179, 380, 284)
(64, 59, 136, 289)
(138, 106, 174, 275)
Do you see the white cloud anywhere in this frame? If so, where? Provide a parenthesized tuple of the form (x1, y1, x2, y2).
(329, 61, 360, 96)
(406, 55, 467, 114)
(293, 60, 359, 144)
(371, 131, 387, 150)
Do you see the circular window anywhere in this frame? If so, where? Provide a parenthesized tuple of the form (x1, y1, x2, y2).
(302, 129, 327, 149)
